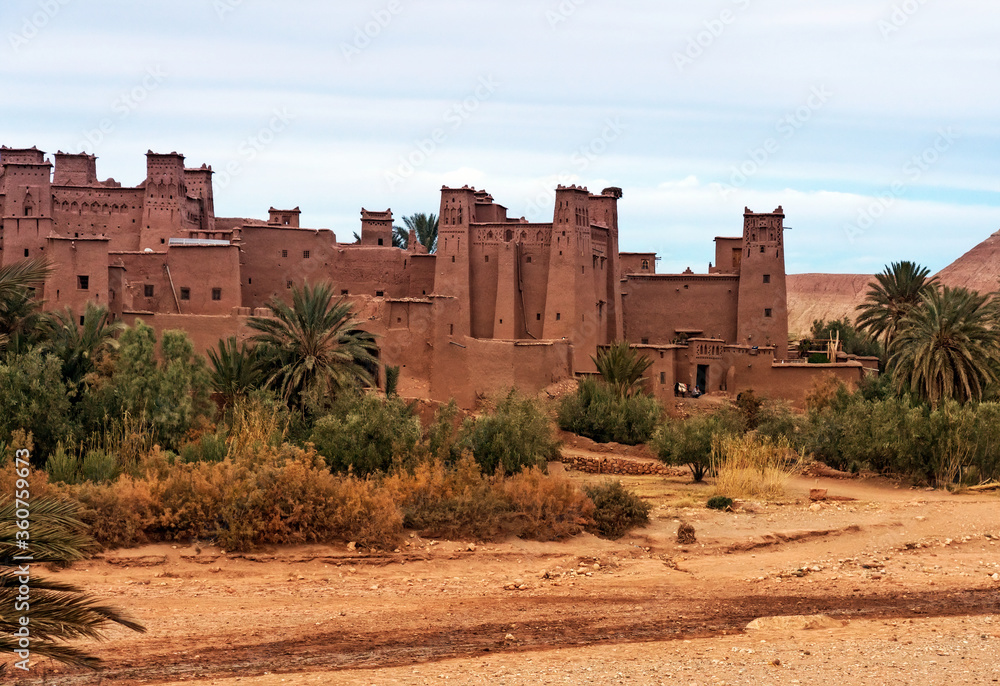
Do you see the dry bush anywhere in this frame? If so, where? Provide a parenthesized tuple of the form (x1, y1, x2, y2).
(386, 454, 513, 541)
(502, 467, 594, 541)
(224, 396, 287, 460)
(711, 434, 799, 500)
(387, 454, 593, 542)
(68, 477, 156, 548)
(214, 444, 401, 552)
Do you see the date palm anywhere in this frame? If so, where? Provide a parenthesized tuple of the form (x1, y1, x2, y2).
(0, 498, 145, 669)
(402, 212, 438, 253)
(248, 282, 379, 408)
(42, 303, 124, 388)
(888, 286, 1000, 407)
(207, 336, 267, 407)
(593, 341, 653, 398)
(856, 261, 936, 349)
(0, 257, 51, 352)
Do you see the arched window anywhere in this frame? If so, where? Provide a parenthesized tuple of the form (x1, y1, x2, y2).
(505, 229, 513, 242)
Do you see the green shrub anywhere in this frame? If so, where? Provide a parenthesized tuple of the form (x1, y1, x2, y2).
(584, 480, 651, 539)
(557, 378, 661, 445)
(179, 433, 228, 464)
(46, 443, 79, 484)
(706, 495, 733, 510)
(80, 449, 118, 483)
(652, 410, 741, 482)
(0, 348, 76, 460)
(459, 389, 559, 475)
(310, 393, 421, 476)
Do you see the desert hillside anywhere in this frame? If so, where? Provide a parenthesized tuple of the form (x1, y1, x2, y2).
(935, 229, 1000, 294)
(786, 273, 873, 338)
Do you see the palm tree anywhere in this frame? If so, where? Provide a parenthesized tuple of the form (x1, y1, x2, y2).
(42, 303, 124, 388)
(888, 286, 1000, 407)
(207, 336, 267, 406)
(248, 282, 379, 408)
(592, 341, 653, 398)
(0, 257, 51, 352)
(0, 498, 146, 669)
(856, 261, 937, 349)
(402, 213, 438, 253)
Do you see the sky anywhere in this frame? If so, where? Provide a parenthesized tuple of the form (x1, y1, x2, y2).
(2, 0, 998, 274)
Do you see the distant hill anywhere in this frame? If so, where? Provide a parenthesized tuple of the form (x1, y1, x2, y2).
(786, 273, 873, 339)
(934, 229, 1000, 295)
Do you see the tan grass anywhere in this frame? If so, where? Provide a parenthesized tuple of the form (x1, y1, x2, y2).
(711, 434, 799, 500)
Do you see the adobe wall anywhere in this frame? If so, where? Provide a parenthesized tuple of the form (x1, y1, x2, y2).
(44, 237, 110, 313)
(120, 311, 258, 356)
(51, 187, 145, 251)
(430, 336, 573, 407)
(620, 252, 656, 274)
(730, 350, 866, 408)
(111, 251, 174, 313)
(238, 225, 338, 308)
(166, 245, 241, 315)
(712, 237, 742, 273)
(632, 345, 680, 402)
(622, 275, 739, 344)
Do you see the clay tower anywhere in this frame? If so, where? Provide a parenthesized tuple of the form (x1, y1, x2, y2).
(736, 206, 789, 358)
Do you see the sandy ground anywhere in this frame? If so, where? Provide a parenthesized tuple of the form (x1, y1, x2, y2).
(7, 463, 1000, 686)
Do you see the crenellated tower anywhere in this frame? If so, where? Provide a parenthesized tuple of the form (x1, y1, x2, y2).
(736, 206, 789, 357)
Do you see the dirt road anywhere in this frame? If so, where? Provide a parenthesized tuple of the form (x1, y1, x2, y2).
(8, 472, 1000, 685)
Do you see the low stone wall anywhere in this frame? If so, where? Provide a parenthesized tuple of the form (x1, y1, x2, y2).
(558, 452, 686, 477)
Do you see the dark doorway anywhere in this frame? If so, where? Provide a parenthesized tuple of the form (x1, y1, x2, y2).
(696, 365, 709, 394)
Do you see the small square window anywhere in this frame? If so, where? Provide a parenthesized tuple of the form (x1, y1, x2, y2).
(536, 313, 541, 321)
(556, 313, 561, 321)
(765, 308, 772, 318)
(212, 288, 222, 301)
(375, 290, 384, 297)
(144, 284, 154, 298)
(377, 238, 384, 246)
(286, 281, 293, 289)
(303, 250, 310, 259)
(180, 287, 190, 301)
(763, 274, 771, 284)
(77, 275, 89, 290)
(526, 256, 532, 263)
(341, 289, 349, 295)
(641, 338, 649, 344)
(281, 249, 288, 258)
(160, 238, 165, 244)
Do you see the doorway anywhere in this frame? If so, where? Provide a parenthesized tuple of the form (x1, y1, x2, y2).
(696, 365, 709, 394)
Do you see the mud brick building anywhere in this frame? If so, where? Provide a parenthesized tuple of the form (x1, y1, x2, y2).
(0, 145, 870, 406)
